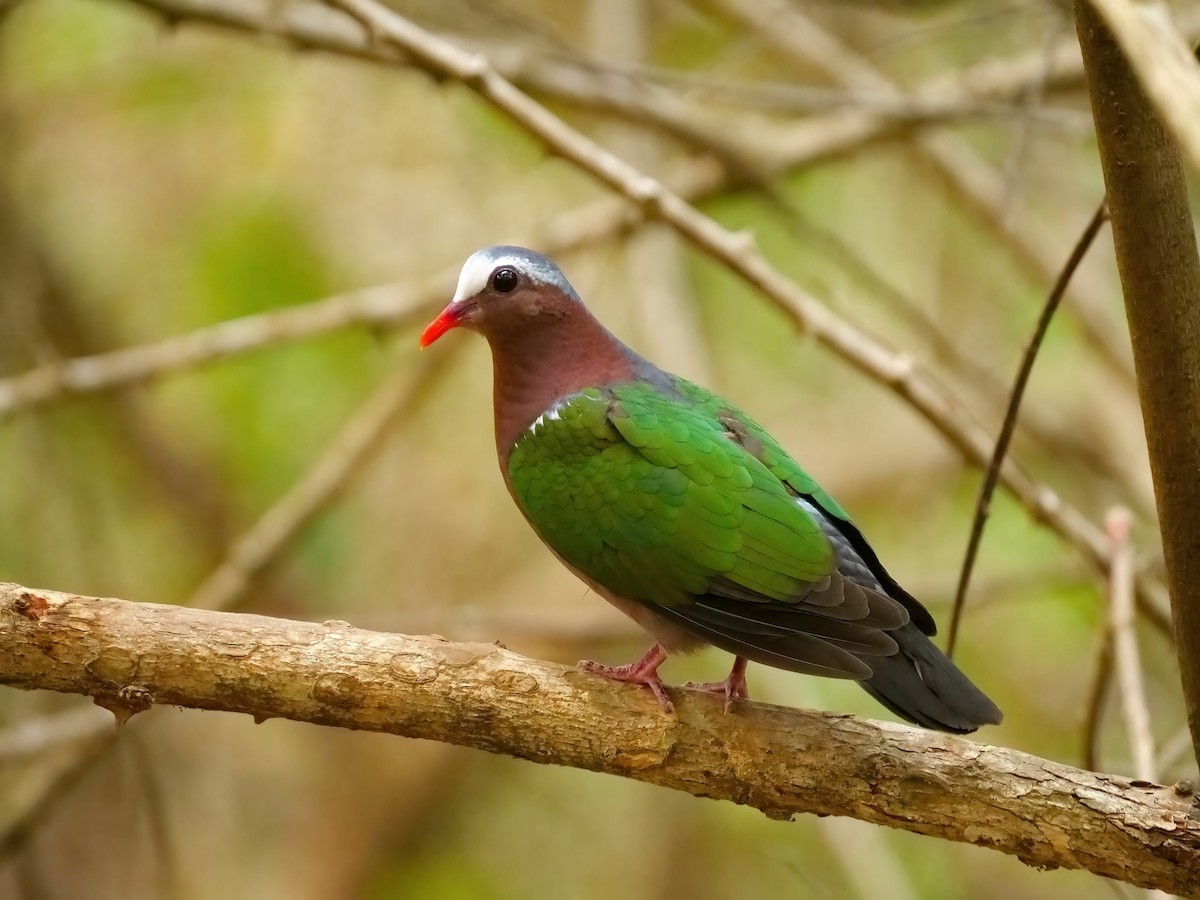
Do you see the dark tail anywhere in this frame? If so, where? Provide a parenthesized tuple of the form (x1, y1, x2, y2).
(859, 623, 1002, 734)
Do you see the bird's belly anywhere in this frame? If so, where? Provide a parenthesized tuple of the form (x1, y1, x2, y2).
(555, 554, 706, 655)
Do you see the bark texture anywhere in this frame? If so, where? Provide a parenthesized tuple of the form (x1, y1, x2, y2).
(1077, 2, 1200, 768)
(0, 582, 1197, 895)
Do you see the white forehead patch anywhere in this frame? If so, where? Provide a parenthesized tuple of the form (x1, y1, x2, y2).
(451, 246, 578, 303)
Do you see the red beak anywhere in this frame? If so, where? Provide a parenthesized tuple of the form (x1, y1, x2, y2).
(419, 303, 467, 348)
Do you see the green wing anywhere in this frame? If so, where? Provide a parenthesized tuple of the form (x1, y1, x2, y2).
(671, 377, 937, 636)
(508, 380, 911, 679)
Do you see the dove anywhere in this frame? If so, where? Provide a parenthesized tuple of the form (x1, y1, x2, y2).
(420, 246, 1001, 732)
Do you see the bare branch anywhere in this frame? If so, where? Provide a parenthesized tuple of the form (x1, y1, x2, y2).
(1084, 0, 1200, 177)
(0, 282, 433, 422)
(0, 582, 1197, 895)
(516, 56, 1091, 125)
(1078, 0, 1200, 771)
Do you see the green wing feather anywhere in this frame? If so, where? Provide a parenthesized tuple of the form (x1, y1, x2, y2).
(670, 377, 938, 635)
(508, 380, 908, 678)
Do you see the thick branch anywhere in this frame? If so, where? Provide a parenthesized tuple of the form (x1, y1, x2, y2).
(1084, 0, 1200, 177)
(1077, 2, 1200, 770)
(0, 582, 1196, 895)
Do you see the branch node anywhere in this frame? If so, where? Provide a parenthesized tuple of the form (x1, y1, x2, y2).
(12, 591, 48, 621)
(459, 53, 490, 88)
(730, 228, 757, 255)
(629, 176, 665, 212)
(884, 352, 916, 386)
(93, 686, 152, 727)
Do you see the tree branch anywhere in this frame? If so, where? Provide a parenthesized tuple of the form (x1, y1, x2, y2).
(1084, 0, 1200, 177)
(1077, 0, 1200, 771)
(0, 282, 431, 422)
(0, 582, 1196, 894)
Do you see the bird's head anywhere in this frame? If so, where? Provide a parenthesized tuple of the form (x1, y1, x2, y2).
(420, 246, 582, 348)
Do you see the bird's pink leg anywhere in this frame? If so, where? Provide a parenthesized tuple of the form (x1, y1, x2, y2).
(579, 644, 674, 713)
(684, 656, 749, 713)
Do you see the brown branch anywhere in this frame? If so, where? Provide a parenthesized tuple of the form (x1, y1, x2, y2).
(0, 582, 1196, 895)
(1084, 0, 1200, 177)
(1078, 0, 1200, 771)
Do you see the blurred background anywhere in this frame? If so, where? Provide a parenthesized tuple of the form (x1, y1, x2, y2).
(0, 0, 1196, 897)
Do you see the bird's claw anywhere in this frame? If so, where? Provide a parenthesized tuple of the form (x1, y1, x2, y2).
(684, 657, 749, 713)
(578, 646, 674, 713)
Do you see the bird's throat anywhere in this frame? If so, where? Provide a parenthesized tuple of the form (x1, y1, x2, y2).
(488, 309, 636, 465)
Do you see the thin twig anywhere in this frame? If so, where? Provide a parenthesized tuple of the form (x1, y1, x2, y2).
(1105, 507, 1172, 900)
(1083, 624, 1115, 772)
(519, 53, 1091, 124)
(1106, 507, 1157, 782)
(947, 202, 1109, 655)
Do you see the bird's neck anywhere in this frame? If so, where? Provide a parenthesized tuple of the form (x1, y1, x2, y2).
(489, 307, 637, 465)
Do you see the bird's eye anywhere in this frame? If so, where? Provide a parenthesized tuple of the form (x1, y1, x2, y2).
(491, 267, 519, 294)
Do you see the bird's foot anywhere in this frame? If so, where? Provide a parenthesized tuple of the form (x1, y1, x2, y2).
(684, 657, 749, 713)
(578, 644, 674, 713)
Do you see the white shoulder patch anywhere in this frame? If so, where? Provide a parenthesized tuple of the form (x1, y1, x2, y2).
(526, 398, 568, 435)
